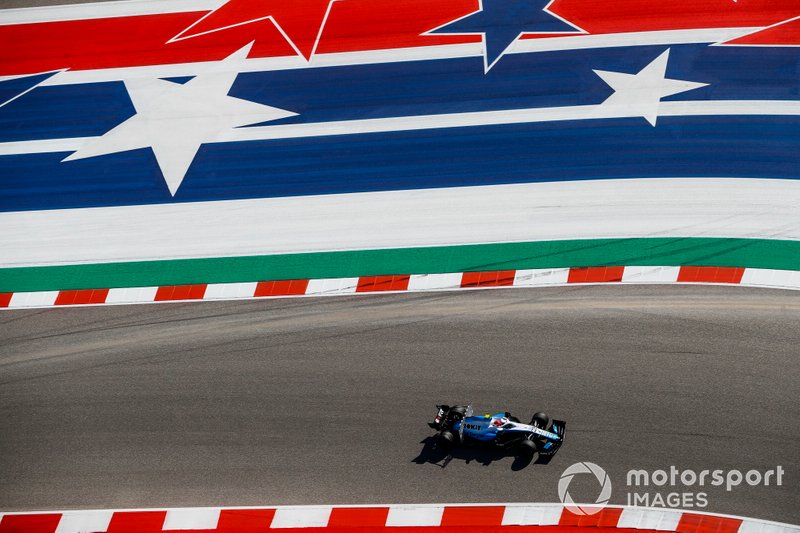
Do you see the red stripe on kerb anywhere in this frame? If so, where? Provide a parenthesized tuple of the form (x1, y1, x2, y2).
(678, 266, 745, 284)
(568, 266, 625, 283)
(440, 505, 506, 526)
(676, 513, 743, 533)
(328, 507, 390, 527)
(559, 507, 623, 527)
(461, 270, 516, 288)
(55, 289, 109, 305)
(357, 275, 411, 292)
(255, 279, 309, 297)
(0, 514, 62, 533)
(216, 509, 276, 532)
(106, 511, 166, 533)
(155, 284, 208, 301)
(0, 293, 12, 308)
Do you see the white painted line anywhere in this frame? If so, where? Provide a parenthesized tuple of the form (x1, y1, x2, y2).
(511, 28, 755, 53)
(4, 99, 799, 159)
(269, 506, 331, 528)
(514, 268, 571, 286)
(9, 291, 58, 308)
(3, 178, 799, 269)
(105, 286, 159, 304)
(0, 70, 67, 109)
(741, 268, 800, 290)
(54, 510, 113, 533)
(220, 100, 800, 143)
(204, 282, 258, 299)
(0, 0, 223, 25)
(408, 273, 463, 291)
(0, 137, 95, 156)
(305, 277, 359, 295)
(501, 504, 563, 526)
(386, 505, 444, 527)
(622, 266, 681, 283)
(617, 507, 682, 530)
(163, 508, 220, 530)
(716, 15, 800, 49)
(739, 521, 799, 533)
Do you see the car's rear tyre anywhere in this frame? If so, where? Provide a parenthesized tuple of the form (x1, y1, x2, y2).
(530, 412, 550, 428)
(518, 438, 537, 456)
(449, 405, 467, 419)
(438, 430, 456, 447)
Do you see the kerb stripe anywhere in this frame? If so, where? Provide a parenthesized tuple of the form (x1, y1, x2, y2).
(1, 506, 796, 532)
(2, 265, 799, 310)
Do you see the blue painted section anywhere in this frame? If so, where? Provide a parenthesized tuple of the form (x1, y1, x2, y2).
(231, 45, 800, 123)
(162, 76, 194, 85)
(1, 45, 798, 142)
(0, 71, 60, 107)
(0, 81, 135, 142)
(1, 115, 798, 212)
(0, 44, 798, 212)
(428, 0, 579, 66)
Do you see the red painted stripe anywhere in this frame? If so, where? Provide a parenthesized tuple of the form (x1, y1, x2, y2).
(0, 515, 61, 533)
(440, 505, 506, 527)
(559, 507, 623, 527)
(461, 270, 516, 288)
(384, 524, 664, 533)
(105, 511, 167, 533)
(677, 266, 745, 284)
(154, 284, 208, 301)
(568, 266, 625, 283)
(317, 0, 476, 55)
(550, 0, 797, 36)
(676, 513, 743, 533)
(55, 288, 110, 306)
(3, 0, 797, 74)
(216, 509, 276, 532)
(356, 275, 411, 292)
(724, 16, 800, 45)
(254, 279, 309, 297)
(0, 13, 295, 75)
(0, 293, 12, 308)
(327, 507, 391, 527)
(177, 0, 341, 60)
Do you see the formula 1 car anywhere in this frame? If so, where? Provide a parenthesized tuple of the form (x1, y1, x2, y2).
(428, 404, 565, 457)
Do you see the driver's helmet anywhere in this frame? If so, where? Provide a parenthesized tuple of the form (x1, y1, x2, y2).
(492, 417, 507, 427)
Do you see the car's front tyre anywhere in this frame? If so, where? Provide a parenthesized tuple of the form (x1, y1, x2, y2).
(518, 437, 538, 457)
(530, 412, 550, 429)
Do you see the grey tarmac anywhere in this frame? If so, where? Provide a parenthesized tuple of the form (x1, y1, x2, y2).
(0, 285, 797, 523)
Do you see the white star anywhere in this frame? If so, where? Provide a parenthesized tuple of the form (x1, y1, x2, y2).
(63, 43, 297, 196)
(593, 49, 707, 126)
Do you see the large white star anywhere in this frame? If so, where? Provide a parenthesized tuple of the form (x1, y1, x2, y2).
(63, 43, 297, 196)
(593, 48, 707, 126)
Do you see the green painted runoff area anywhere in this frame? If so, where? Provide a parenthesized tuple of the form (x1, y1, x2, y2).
(1, 238, 799, 292)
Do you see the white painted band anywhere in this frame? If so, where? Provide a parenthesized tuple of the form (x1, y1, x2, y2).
(1, 179, 798, 268)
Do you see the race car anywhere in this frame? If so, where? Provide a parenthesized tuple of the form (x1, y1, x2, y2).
(428, 404, 565, 458)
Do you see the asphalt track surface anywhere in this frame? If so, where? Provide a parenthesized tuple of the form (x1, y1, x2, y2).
(1, 285, 798, 522)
